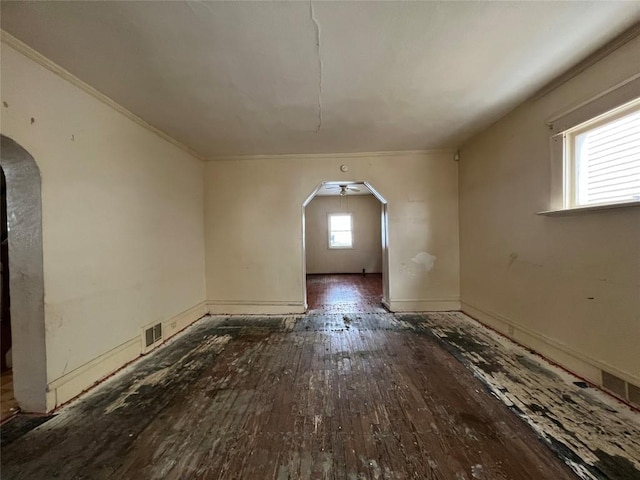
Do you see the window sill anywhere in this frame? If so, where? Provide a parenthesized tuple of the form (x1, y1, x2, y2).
(537, 201, 640, 216)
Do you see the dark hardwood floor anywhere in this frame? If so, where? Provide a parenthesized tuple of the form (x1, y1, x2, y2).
(0, 313, 585, 480)
(307, 273, 384, 313)
(0, 368, 19, 422)
(2, 277, 638, 479)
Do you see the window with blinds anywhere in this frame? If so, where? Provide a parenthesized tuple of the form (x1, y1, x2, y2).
(566, 100, 640, 207)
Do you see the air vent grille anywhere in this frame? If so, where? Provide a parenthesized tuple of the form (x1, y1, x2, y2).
(144, 323, 162, 348)
(601, 370, 640, 408)
(602, 371, 626, 397)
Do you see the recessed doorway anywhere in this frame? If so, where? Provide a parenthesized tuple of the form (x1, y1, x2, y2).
(0, 167, 18, 420)
(0, 135, 48, 414)
(302, 181, 389, 314)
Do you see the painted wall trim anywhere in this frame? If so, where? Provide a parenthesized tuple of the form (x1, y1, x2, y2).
(531, 22, 640, 101)
(387, 298, 461, 312)
(207, 301, 306, 315)
(538, 200, 640, 216)
(0, 30, 204, 162)
(461, 301, 640, 387)
(207, 149, 457, 162)
(546, 73, 640, 130)
(144, 301, 209, 354)
(45, 301, 207, 411)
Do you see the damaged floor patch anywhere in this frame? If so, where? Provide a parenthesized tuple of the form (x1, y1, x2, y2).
(401, 312, 640, 480)
(1, 313, 637, 479)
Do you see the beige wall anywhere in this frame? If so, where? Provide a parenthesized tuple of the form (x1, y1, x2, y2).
(305, 195, 382, 274)
(205, 152, 460, 313)
(1, 43, 206, 409)
(459, 36, 640, 386)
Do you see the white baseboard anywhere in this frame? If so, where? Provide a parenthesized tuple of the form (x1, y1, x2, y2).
(46, 337, 140, 411)
(46, 301, 207, 411)
(207, 300, 306, 315)
(386, 298, 461, 312)
(461, 301, 640, 387)
(158, 301, 208, 348)
(381, 298, 392, 311)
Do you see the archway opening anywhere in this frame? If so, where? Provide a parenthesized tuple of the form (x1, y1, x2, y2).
(302, 181, 390, 313)
(0, 135, 47, 414)
(0, 167, 18, 420)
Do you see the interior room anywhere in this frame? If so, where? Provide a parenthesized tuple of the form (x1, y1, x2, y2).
(304, 182, 385, 313)
(0, 2, 639, 479)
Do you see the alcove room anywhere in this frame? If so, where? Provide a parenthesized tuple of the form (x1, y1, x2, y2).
(304, 182, 385, 313)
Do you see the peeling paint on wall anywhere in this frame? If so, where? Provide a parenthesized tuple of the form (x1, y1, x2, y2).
(412, 251, 436, 271)
(400, 252, 437, 277)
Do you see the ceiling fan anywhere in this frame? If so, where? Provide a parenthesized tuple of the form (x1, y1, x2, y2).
(326, 184, 361, 196)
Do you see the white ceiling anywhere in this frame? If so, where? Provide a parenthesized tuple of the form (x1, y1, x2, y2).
(2, 1, 639, 159)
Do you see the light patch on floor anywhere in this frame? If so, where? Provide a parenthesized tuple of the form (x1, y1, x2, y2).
(283, 315, 300, 331)
(102, 333, 233, 415)
(406, 312, 640, 480)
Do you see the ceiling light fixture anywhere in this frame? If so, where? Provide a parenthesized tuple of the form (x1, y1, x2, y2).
(325, 184, 361, 196)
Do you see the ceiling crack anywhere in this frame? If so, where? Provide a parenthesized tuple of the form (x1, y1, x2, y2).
(310, 0, 323, 134)
(185, 1, 216, 21)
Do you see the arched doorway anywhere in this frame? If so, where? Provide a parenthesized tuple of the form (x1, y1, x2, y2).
(302, 181, 390, 312)
(0, 135, 47, 413)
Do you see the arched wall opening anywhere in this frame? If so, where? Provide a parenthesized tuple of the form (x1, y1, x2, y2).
(302, 181, 390, 311)
(0, 135, 47, 413)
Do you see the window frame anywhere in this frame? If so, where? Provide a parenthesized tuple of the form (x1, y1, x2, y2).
(542, 75, 640, 215)
(563, 99, 640, 209)
(327, 212, 353, 249)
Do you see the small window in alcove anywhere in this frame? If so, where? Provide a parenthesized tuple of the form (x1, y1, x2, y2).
(328, 213, 353, 249)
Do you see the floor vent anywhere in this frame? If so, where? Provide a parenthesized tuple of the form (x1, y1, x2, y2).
(142, 323, 162, 353)
(602, 370, 640, 408)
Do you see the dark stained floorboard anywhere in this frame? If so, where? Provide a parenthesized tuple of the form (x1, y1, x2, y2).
(306, 273, 384, 314)
(0, 313, 581, 480)
(406, 312, 640, 480)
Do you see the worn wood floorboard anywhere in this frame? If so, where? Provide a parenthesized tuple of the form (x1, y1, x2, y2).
(1, 368, 19, 422)
(306, 274, 385, 314)
(401, 312, 640, 480)
(1, 312, 635, 479)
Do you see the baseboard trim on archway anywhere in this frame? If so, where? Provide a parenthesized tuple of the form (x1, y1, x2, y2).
(207, 300, 306, 315)
(385, 298, 461, 312)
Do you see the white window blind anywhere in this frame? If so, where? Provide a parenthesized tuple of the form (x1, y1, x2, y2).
(573, 107, 640, 206)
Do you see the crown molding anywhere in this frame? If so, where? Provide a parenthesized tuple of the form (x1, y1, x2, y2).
(1, 30, 457, 163)
(545, 72, 640, 126)
(531, 22, 640, 101)
(1, 30, 205, 161)
(206, 148, 457, 162)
